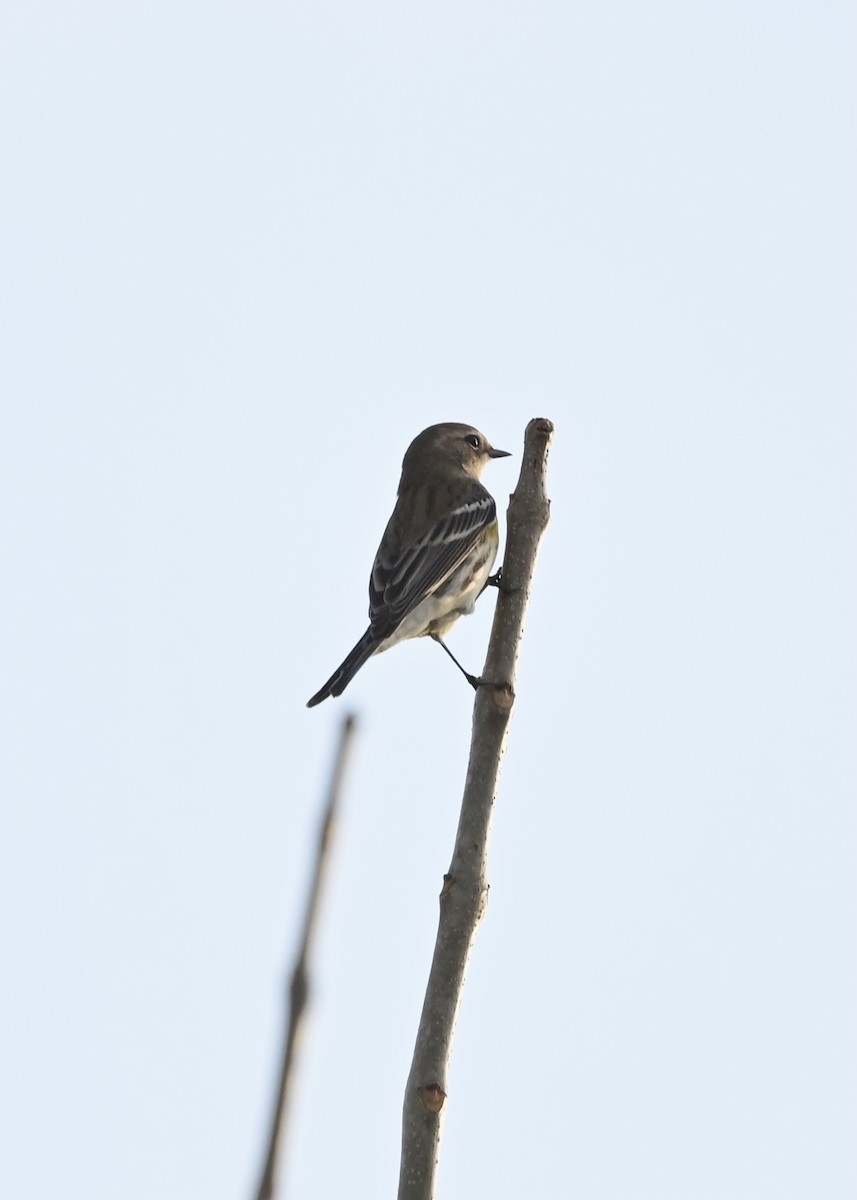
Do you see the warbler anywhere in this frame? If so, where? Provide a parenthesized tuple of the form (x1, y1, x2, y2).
(307, 422, 511, 707)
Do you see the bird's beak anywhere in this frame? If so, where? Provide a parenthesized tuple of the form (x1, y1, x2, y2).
(487, 445, 512, 459)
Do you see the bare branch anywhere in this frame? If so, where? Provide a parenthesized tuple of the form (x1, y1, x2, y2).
(254, 713, 358, 1200)
(398, 418, 554, 1200)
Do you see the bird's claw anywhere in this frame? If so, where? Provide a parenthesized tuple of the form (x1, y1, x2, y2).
(485, 567, 519, 595)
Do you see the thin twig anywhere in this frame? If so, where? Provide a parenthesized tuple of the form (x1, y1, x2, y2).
(398, 418, 554, 1200)
(254, 713, 358, 1200)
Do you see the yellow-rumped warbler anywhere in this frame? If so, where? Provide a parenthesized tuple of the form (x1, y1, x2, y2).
(307, 423, 511, 707)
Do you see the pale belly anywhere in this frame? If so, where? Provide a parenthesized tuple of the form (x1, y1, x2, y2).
(378, 525, 499, 651)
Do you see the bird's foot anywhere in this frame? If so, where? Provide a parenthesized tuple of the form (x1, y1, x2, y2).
(484, 567, 520, 595)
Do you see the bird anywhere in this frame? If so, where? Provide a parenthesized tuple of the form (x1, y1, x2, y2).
(306, 422, 511, 707)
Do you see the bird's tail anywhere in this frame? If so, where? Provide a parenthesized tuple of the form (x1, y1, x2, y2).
(306, 628, 378, 707)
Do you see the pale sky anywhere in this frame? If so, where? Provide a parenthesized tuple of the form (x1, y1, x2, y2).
(1, 4, 855, 1199)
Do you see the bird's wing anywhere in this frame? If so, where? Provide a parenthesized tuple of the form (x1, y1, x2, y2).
(369, 491, 496, 634)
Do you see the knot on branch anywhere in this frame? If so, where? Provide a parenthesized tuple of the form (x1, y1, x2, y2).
(417, 1083, 447, 1114)
(489, 682, 515, 712)
(289, 970, 308, 1010)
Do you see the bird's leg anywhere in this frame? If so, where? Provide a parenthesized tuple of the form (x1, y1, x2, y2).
(431, 634, 480, 689)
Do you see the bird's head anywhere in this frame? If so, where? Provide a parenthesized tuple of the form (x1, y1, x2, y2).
(402, 422, 511, 481)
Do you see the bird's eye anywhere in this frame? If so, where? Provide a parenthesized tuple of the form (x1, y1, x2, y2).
(465, 434, 481, 449)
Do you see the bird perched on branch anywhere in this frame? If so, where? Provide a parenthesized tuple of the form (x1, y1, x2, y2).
(307, 422, 511, 707)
